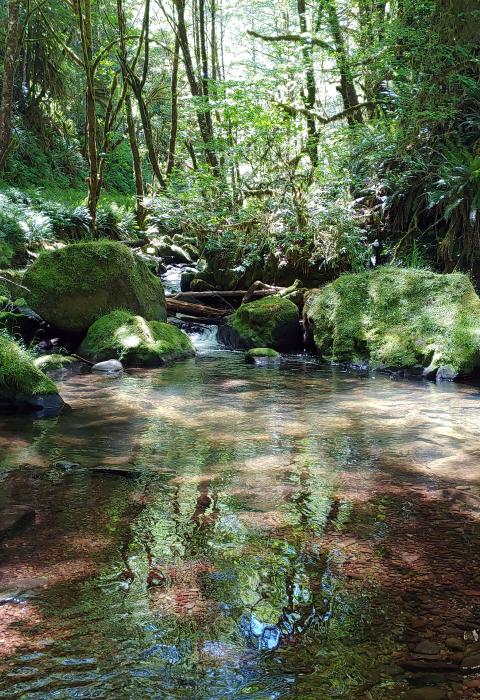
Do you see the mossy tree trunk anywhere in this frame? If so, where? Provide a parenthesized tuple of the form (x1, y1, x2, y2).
(325, 0, 363, 125)
(0, 0, 21, 172)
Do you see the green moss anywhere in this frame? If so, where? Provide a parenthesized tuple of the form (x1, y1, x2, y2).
(34, 354, 79, 371)
(79, 310, 195, 366)
(0, 311, 23, 334)
(246, 347, 280, 358)
(24, 241, 166, 334)
(304, 268, 480, 375)
(0, 335, 58, 400)
(245, 347, 280, 363)
(0, 269, 26, 298)
(226, 295, 300, 351)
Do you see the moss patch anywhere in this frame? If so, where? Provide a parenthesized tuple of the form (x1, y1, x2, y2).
(304, 268, 480, 376)
(34, 354, 79, 372)
(246, 347, 280, 358)
(79, 310, 195, 366)
(0, 269, 26, 298)
(24, 241, 166, 335)
(0, 335, 58, 401)
(245, 347, 280, 364)
(224, 295, 300, 351)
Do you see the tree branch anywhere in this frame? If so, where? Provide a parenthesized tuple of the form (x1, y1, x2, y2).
(275, 100, 377, 124)
(247, 29, 333, 53)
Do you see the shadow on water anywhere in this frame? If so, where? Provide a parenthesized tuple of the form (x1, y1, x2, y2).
(0, 353, 480, 698)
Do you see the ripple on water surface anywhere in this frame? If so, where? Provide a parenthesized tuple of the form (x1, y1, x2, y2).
(1, 353, 480, 699)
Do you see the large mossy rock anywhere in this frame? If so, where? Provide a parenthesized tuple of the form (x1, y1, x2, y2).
(219, 295, 301, 351)
(0, 335, 64, 414)
(24, 241, 166, 335)
(304, 268, 480, 379)
(79, 310, 195, 366)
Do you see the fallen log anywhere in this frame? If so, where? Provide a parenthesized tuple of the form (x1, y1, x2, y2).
(171, 289, 275, 299)
(166, 298, 228, 318)
(175, 314, 223, 325)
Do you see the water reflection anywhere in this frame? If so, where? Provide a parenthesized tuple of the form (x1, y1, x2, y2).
(0, 354, 480, 698)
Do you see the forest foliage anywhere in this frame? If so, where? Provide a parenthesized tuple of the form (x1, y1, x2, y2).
(0, 0, 479, 278)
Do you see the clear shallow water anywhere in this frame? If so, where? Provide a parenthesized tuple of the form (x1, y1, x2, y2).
(1, 349, 480, 699)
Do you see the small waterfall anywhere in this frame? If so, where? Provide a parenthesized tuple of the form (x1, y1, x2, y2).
(187, 324, 223, 353)
(162, 264, 192, 294)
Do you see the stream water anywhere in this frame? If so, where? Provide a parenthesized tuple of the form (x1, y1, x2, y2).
(1, 334, 480, 699)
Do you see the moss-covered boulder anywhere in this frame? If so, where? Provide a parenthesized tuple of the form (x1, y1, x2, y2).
(24, 241, 166, 335)
(245, 348, 281, 365)
(218, 295, 301, 351)
(0, 335, 64, 414)
(304, 268, 480, 380)
(79, 310, 195, 366)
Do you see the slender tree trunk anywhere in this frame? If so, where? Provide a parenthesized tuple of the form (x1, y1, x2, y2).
(166, 37, 180, 177)
(127, 0, 166, 188)
(79, 0, 102, 228)
(126, 93, 145, 226)
(117, 0, 145, 224)
(297, 0, 318, 167)
(0, 0, 21, 171)
(173, 0, 219, 175)
(326, 0, 363, 125)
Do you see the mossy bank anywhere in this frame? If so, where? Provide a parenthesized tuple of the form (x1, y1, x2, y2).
(25, 241, 167, 335)
(304, 268, 480, 380)
(0, 335, 64, 414)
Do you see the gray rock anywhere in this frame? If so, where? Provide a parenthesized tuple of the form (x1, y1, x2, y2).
(445, 636, 464, 651)
(414, 641, 441, 656)
(461, 652, 480, 671)
(92, 359, 123, 373)
(27, 393, 65, 417)
(436, 366, 459, 382)
(180, 269, 197, 292)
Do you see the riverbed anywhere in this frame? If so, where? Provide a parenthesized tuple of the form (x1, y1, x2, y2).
(1, 341, 480, 699)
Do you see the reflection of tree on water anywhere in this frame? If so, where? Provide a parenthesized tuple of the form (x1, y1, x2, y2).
(118, 419, 338, 660)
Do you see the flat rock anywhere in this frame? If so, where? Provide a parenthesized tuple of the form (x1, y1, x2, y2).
(92, 360, 123, 373)
(0, 506, 36, 540)
(414, 641, 441, 656)
(461, 652, 480, 672)
(445, 637, 464, 651)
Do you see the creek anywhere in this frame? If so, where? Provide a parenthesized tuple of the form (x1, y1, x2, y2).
(1, 332, 480, 699)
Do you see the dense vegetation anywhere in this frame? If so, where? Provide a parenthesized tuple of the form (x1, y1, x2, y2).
(0, 0, 478, 282)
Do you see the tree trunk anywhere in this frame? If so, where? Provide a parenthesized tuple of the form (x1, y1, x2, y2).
(117, 0, 145, 224)
(166, 37, 180, 177)
(0, 0, 21, 171)
(126, 93, 145, 226)
(77, 0, 102, 229)
(326, 0, 363, 125)
(297, 0, 319, 166)
(173, 0, 219, 175)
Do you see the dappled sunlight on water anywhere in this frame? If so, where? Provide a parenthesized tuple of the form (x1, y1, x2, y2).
(1, 353, 480, 698)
